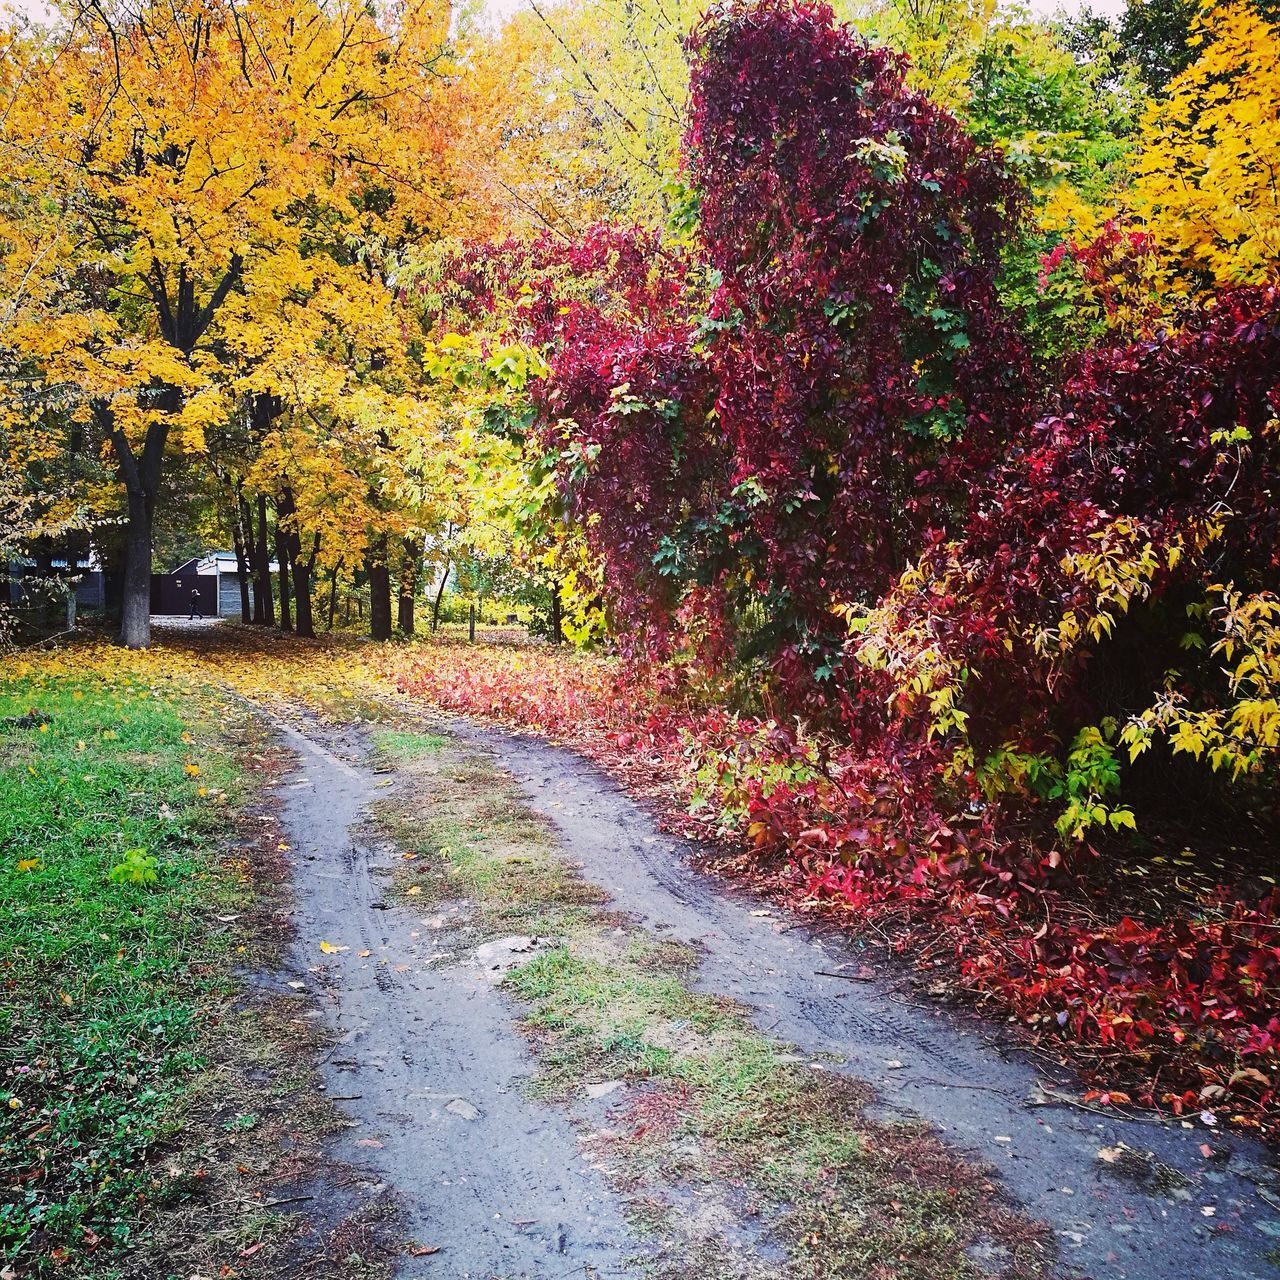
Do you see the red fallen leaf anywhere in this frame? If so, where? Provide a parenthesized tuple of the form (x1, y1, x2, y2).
(239, 1242, 266, 1258)
(409, 1244, 441, 1256)
(1200, 1144, 1214, 1158)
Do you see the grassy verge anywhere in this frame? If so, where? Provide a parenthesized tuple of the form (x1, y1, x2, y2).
(372, 728, 1053, 1280)
(0, 659, 252, 1271)
(0, 651, 387, 1280)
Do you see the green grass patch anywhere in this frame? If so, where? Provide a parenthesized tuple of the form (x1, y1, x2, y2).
(370, 728, 447, 763)
(372, 754, 607, 935)
(0, 665, 249, 1274)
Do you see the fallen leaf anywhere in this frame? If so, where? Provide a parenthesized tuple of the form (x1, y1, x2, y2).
(409, 1245, 441, 1257)
(356, 1137, 384, 1148)
(405, 885, 423, 896)
(319, 941, 348, 954)
(358, 949, 372, 958)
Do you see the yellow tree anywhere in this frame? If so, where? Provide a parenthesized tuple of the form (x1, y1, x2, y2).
(854, 0, 1000, 104)
(447, 10, 627, 238)
(0, 0, 461, 647)
(1130, 0, 1280, 294)
(511, 0, 704, 217)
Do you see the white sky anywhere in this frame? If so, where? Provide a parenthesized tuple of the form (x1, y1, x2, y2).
(4, 0, 1130, 25)
(479, 0, 1129, 24)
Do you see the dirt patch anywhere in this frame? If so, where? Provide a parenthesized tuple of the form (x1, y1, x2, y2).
(265, 714, 638, 1278)
(373, 723, 1053, 1280)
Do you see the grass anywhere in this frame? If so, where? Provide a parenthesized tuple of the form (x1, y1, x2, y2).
(370, 728, 447, 763)
(374, 729, 1055, 1280)
(0, 660, 271, 1276)
(372, 745, 607, 937)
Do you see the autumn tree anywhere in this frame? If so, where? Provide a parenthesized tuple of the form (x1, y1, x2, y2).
(508, 0, 706, 217)
(0, 0, 461, 647)
(1129, 0, 1280, 295)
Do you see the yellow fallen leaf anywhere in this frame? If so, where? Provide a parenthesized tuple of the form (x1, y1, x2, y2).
(319, 940, 349, 954)
(16, 858, 41, 872)
(183, 762, 200, 776)
(405, 885, 423, 896)
(358, 949, 372, 958)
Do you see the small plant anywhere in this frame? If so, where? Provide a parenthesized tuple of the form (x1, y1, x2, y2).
(109, 848, 160, 886)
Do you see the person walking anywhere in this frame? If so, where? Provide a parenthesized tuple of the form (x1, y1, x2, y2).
(188, 587, 204, 621)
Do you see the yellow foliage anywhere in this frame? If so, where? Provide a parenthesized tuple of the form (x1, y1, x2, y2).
(1131, 1, 1280, 293)
(1123, 586, 1280, 778)
(0, 0, 477, 609)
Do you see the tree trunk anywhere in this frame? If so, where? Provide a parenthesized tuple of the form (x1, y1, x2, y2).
(241, 495, 263, 623)
(101, 396, 167, 650)
(277, 485, 317, 638)
(232, 500, 252, 623)
(327, 567, 339, 631)
(119, 486, 153, 647)
(397, 537, 421, 635)
(550, 580, 564, 645)
(290, 534, 317, 639)
(253, 494, 275, 627)
(275, 515, 292, 633)
(431, 562, 450, 632)
(104, 254, 243, 647)
(367, 534, 392, 641)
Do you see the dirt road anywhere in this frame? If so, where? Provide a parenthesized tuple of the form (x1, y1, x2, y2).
(271, 718, 637, 1278)
(268, 709, 1280, 1279)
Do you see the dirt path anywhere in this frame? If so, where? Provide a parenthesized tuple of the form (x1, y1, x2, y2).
(266, 707, 1280, 1280)
(270, 718, 637, 1278)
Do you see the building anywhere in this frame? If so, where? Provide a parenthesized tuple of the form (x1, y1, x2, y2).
(182, 552, 277, 618)
(4, 555, 105, 610)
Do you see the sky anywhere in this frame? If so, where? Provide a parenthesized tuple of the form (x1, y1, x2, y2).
(4, 0, 1130, 23)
